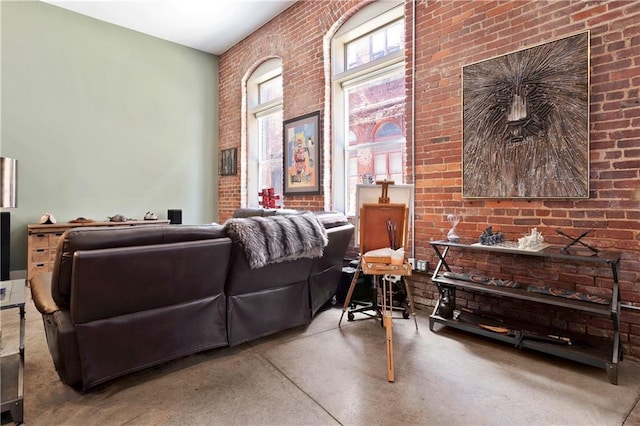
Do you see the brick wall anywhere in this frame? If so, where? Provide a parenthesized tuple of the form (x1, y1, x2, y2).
(407, 0, 640, 358)
(219, 0, 640, 358)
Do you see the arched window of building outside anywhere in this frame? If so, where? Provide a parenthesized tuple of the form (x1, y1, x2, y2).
(374, 120, 402, 140)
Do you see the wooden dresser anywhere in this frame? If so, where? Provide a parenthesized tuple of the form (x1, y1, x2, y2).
(27, 220, 170, 282)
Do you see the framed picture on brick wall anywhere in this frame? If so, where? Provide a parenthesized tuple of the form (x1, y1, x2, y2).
(283, 111, 321, 195)
(221, 148, 237, 176)
(462, 31, 590, 199)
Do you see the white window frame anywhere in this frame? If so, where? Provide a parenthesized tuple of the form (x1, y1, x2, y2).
(331, 2, 405, 215)
(247, 59, 283, 207)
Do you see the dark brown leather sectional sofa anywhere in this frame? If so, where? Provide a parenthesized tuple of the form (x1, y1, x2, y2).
(30, 212, 354, 391)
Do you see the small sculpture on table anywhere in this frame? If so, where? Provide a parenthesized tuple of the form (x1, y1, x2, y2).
(446, 213, 461, 242)
(479, 226, 504, 246)
(69, 217, 94, 224)
(108, 214, 128, 222)
(518, 228, 544, 249)
(557, 229, 599, 254)
(39, 213, 57, 224)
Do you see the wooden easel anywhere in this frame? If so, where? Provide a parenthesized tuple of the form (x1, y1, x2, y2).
(378, 179, 392, 204)
(338, 181, 418, 382)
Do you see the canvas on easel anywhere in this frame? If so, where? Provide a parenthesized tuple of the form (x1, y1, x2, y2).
(355, 183, 413, 249)
(360, 203, 407, 253)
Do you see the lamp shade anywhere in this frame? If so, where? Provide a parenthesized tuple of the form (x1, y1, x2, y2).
(1, 157, 17, 208)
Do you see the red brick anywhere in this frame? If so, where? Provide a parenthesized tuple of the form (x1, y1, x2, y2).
(571, 4, 608, 22)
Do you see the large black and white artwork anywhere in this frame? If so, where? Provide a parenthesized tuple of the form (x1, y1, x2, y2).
(462, 32, 589, 198)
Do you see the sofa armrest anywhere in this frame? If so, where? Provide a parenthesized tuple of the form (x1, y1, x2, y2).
(31, 272, 60, 315)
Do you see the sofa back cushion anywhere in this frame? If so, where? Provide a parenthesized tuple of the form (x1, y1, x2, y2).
(313, 211, 350, 228)
(51, 224, 225, 309)
(70, 238, 231, 324)
(233, 208, 302, 218)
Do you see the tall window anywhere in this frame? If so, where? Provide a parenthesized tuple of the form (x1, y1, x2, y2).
(332, 2, 406, 215)
(247, 60, 283, 207)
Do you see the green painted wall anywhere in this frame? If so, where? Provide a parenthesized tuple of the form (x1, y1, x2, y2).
(1, 1, 219, 272)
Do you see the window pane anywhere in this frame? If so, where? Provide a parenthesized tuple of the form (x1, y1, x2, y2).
(344, 67, 405, 215)
(374, 154, 387, 175)
(345, 19, 404, 70)
(259, 112, 282, 161)
(346, 36, 369, 70)
(348, 175, 359, 217)
(260, 160, 283, 196)
(371, 31, 385, 60)
(389, 173, 403, 184)
(259, 76, 283, 104)
(389, 151, 403, 175)
(386, 21, 403, 53)
(258, 110, 283, 195)
(346, 71, 405, 150)
(349, 156, 358, 177)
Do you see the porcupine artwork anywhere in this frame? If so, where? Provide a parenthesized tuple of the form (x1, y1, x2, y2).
(462, 32, 589, 198)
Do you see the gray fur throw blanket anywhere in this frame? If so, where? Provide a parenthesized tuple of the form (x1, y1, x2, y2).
(224, 213, 328, 269)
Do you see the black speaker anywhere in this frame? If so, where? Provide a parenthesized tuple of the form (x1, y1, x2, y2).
(1, 211, 10, 281)
(168, 209, 182, 225)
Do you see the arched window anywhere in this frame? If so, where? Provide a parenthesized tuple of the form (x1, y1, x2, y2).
(373, 120, 402, 140)
(332, 2, 406, 215)
(247, 59, 283, 207)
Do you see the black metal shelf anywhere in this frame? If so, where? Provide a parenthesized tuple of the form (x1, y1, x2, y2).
(431, 311, 619, 383)
(431, 276, 613, 316)
(428, 240, 622, 384)
(430, 239, 621, 265)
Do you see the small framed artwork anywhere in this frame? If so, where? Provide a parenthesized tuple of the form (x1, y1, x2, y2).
(221, 148, 237, 176)
(283, 111, 322, 195)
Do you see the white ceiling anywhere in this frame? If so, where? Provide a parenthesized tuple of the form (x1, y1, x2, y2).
(42, 0, 296, 55)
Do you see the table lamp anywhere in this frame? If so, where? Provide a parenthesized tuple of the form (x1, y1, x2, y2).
(1, 157, 18, 280)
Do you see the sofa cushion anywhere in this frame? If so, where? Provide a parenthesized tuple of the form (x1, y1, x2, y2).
(51, 224, 225, 309)
(233, 208, 268, 218)
(313, 211, 350, 228)
(233, 208, 302, 218)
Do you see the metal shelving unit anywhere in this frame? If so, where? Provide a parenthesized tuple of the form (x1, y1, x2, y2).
(428, 240, 622, 384)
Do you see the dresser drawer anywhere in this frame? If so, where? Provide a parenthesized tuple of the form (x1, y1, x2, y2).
(29, 261, 51, 278)
(49, 231, 65, 245)
(28, 233, 51, 248)
(31, 247, 51, 262)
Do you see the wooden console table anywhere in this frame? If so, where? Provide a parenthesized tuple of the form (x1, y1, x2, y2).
(27, 220, 170, 282)
(429, 239, 622, 384)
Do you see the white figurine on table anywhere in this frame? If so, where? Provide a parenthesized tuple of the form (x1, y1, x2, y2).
(518, 228, 544, 249)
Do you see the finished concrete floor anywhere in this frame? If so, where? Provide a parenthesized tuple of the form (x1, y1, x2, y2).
(3, 289, 640, 425)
